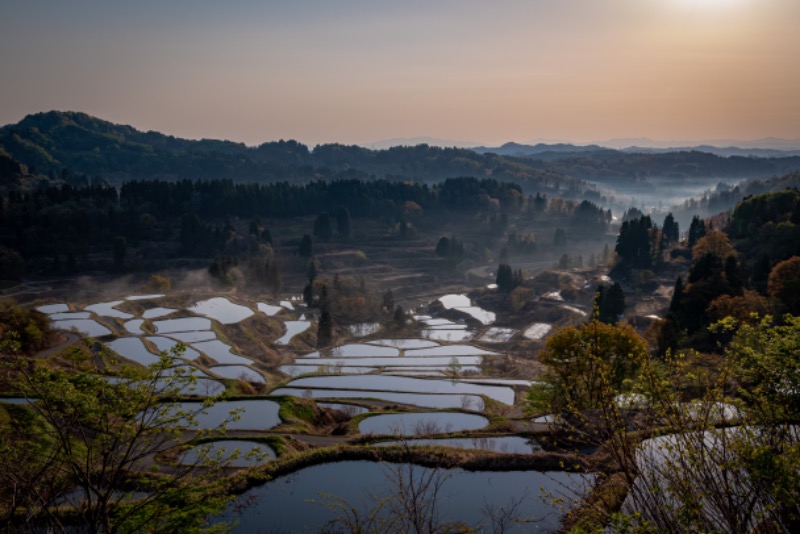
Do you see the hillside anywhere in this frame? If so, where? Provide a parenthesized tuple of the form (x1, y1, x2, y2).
(475, 142, 800, 185)
(0, 111, 577, 194)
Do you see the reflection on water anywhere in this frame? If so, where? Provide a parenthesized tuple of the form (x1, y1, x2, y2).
(188, 297, 254, 324)
(359, 412, 489, 435)
(224, 461, 593, 533)
(375, 435, 541, 454)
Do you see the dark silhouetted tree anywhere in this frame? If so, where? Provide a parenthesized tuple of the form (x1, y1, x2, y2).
(435, 236, 450, 257)
(382, 289, 394, 313)
(113, 236, 126, 267)
(496, 264, 514, 293)
(317, 309, 333, 348)
(313, 213, 333, 241)
(266, 261, 281, 293)
(669, 276, 684, 315)
(335, 207, 351, 238)
(663, 213, 679, 244)
(307, 260, 319, 283)
(596, 283, 625, 324)
(688, 215, 707, 248)
(298, 234, 313, 258)
(393, 305, 405, 327)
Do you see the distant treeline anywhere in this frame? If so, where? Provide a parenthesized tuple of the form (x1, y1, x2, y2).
(512, 151, 800, 184)
(118, 176, 523, 218)
(0, 177, 527, 273)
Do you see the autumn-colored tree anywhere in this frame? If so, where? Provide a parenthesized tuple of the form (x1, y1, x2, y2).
(768, 256, 800, 314)
(707, 290, 771, 325)
(691, 230, 736, 262)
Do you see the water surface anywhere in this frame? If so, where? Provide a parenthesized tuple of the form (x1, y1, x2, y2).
(52, 319, 112, 337)
(225, 461, 592, 533)
(124, 319, 144, 335)
(286, 375, 514, 405)
(84, 301, 133, 319)
(188, 297, 254, 324)
(211, 365, 266, 384)
(154, 317, 212, 333)
(271, 388, 484, 411)
(421, 329, 474, 342)
(36, 303, 69, 314)
(326, 343, 400, 358)
(107, 337, 160, 367)
(405, 345, 497, 357)
(453, 306, 496, 325)
(374, 436, 541, 454)
(180, 440, 275, 467)
(368, 339, 440, 349)
(275, 320, 311, 345)
(523, 323, 552, 341)
(169, 399, 281, 430)
(479, 327, 517, 343)
(257, 303, 283, 316)
(317, 402, 369, 415)
(359, 412, 488, 435)
(192, 340, 252, 365)
(142, 307, 178, 319)
(292, 356, 483, 368)
(166, 330, 217, 343)
(146, 336, 201, 360)
(438, 294, 471, 309)
(278, 365, 375, 377)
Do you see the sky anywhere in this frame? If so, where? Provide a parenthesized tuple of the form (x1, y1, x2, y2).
(1, 0, 799, 148)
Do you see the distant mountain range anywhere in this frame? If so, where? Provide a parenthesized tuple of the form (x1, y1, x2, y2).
(0, 111, 574, 193)
(2, 111, 800, 195)
(473, 141, 800, 159)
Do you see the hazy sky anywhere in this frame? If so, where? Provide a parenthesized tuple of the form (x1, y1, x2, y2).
(1, 0, 798, 147)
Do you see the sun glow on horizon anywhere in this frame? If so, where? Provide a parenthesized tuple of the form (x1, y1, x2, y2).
(0, 0, 797, 145)
(666, 0, 750, 11)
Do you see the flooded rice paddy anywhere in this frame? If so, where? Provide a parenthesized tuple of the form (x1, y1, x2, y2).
(375, 435, 541, 454)
(271, 388, 485, 411)
(359, 412, 489, 435)
(188, 297, 254, 324)
(225, 461, 593, 533)
(170, 400, 281, 430)
(284, 375, 514, 405)
(180, 440, 276, 467)
(275, 320, 311, 345)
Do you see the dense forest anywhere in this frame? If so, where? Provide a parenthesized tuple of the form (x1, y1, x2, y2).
(0, 173, 613, 281)
(609, 188, 800, 354)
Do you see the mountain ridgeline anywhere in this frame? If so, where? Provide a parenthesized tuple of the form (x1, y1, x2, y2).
(474, 141, 800, 185)
(0, 111, 576, 194)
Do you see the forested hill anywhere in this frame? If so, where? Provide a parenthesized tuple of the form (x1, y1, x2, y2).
(476, 143, 800, 185)
(0, 111, 575, 194)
